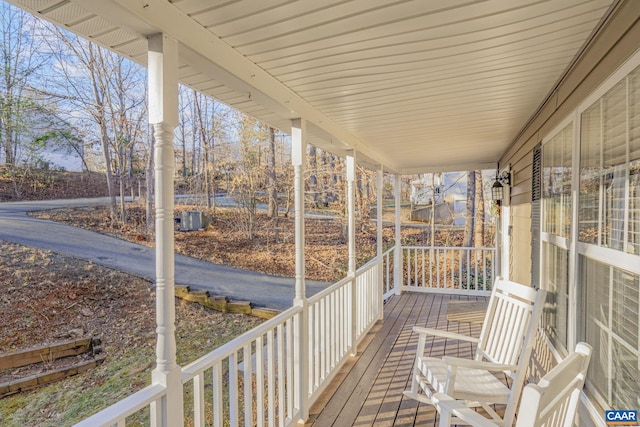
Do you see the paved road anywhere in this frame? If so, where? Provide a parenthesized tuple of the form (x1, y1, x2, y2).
(0, 198, 328, 310)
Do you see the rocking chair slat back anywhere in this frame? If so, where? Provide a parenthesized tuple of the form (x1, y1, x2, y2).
(478, 280, 540, 367)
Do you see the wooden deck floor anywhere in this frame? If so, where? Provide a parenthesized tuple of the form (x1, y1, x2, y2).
(306, 292, 486, 427)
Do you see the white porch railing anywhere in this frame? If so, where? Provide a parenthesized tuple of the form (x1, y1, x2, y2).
(400, 246, 495, 295)
(74, 257, 384, 427)
(73, 246, 495, 426)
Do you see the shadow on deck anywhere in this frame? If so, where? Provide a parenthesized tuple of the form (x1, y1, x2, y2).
(306, 292, 486, 427)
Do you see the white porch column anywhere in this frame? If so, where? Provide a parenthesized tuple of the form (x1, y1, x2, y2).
(148, 33, 183, 427)
(347, 151, 356, 275)
(393, 174, 402, 295)
(292, 119, 307, 304)
(376, 166, 384, 319)
(346, 150, 357, 356)
(291, 119, 309, 423)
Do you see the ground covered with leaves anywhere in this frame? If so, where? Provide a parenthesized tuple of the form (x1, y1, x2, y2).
(0, 241, 263, 426)
(34, 204, 401, 282)
(0, 167, 111, 202)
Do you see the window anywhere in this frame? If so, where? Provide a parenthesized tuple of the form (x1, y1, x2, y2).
(580, 257, 639, 409)
(579, 66, 640, 254)
(541, 242, 568, 348)
(540, 123, 572, 349)
(543, 124, 572, 238)
(577, 62, 640, 409)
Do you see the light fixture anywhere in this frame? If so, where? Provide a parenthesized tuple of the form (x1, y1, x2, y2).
(492, 176, 504, 203)
(491, 169, 511, 204)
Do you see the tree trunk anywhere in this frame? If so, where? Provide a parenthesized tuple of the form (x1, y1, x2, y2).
(463, 171, 476, 248)
(474, 170, 485, 247)
(430, 175, 436, 248)
(267, 127, 278, 218)
(309, 144, 318, 207)
(203, 144, 211, 208)
(194, 92, 212, 209)
(99, 127, 117, 221)
(119, 173, 126, 225)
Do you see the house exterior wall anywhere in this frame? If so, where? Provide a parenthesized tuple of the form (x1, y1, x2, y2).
(501, 0, 640, 291)
(509, 204, 532, 286)
(499, 2, 640, 425)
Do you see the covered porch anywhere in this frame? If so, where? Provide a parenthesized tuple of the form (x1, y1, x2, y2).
(6, 0, 640, 426)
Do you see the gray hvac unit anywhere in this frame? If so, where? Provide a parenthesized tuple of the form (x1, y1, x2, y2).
(180, 211, 205, 231)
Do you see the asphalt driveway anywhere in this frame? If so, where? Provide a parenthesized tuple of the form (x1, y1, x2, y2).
(0, 198, 327, 310)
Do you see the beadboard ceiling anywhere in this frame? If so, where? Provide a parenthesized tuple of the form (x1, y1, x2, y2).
(8, 0, 617, 173)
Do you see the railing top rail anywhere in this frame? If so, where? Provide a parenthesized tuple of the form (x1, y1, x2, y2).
(401, 245, 497, 251)
(73, 384, 166, 427)
(308, 256, 380, 304)
(308, 275, 352, 304)
(357, 256, 381, 272)
(182, 305, 302, 380)
(383, 246, 395, 256)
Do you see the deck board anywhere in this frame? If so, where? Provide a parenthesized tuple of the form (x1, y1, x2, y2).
(307, 292, 486, 427)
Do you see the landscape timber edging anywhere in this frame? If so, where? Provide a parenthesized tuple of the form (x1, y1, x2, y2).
(0, 337, 104, 398)
(174, 285, 280, 319)
(0, 337, 101, 371)
(0, 356, 106, 398)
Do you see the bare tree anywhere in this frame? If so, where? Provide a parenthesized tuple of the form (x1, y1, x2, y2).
(308, 144, 318, 207)
(47, 29, 147, 223)
(193, 91, 212, 208)
(0, 4, 51, 166)
(474, 170, 485, 247)
(463, 171, 476, 248)
(231, 114, 270, 239)
(267, 126, 278, 218)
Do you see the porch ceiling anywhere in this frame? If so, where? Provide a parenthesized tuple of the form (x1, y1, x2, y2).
(10, 0, 617, 173)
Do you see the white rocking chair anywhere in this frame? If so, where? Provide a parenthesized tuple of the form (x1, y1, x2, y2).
(403, 279, 547, 426)
(434, 342, 592, 427)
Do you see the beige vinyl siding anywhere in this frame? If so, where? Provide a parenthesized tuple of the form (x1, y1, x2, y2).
(509, 204, 532, 286)
(510, 154, 534, 206)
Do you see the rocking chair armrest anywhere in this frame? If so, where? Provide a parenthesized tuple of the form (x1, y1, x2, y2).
(412, 326, 480, 343)
(433, 393, 499, 427)
(441, 356, 519, 373)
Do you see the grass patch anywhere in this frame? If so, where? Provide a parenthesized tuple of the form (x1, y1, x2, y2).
(0, 241, 262, 427)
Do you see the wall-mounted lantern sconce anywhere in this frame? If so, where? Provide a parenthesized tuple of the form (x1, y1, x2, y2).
(491, 170, 511, 204)
(492, 177, 504, 203)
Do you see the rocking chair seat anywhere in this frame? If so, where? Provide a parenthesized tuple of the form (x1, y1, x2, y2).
(416, 356, 511, 403)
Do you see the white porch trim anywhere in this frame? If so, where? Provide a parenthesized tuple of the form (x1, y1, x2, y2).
(291, 118, 309, 423)
(148, 32, 183, 427)
(393, 174, 402, 296)
(376, 166, 384, 320)
(346, 150, 357, 356)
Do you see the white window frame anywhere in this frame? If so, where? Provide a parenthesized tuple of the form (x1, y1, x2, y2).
(541, 115, 575, 354)
(539, 47, 640, 415)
